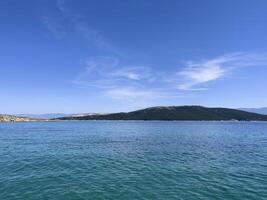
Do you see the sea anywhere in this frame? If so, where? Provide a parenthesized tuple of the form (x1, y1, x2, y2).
(0, 121, 266, 200)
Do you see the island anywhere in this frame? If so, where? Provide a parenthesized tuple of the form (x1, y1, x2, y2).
(56, 106, 267, 121)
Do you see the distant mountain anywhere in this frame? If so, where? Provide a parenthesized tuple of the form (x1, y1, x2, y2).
(70, 113, 103, 117)
(17, 113, 70, 119)
(57, 106, 267, 121)
(18, 113, 101, 119)
(0, 114, 34, 122)
(239, 108, 267, 115)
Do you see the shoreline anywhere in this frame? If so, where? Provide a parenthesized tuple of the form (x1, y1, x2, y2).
(1, 119, 267, 123)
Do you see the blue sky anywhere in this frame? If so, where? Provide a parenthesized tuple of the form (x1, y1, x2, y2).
(1, 0, 267, 114)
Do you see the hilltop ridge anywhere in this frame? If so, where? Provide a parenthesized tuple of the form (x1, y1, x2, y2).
(57, 106, 267, 121)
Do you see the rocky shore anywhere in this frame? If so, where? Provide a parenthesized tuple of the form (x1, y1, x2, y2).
(0, 114, 35, 122)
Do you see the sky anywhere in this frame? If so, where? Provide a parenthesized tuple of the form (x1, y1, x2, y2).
(1, 0, 267, 114)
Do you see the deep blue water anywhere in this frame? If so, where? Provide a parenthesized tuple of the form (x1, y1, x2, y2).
(0, 121, 267, 200)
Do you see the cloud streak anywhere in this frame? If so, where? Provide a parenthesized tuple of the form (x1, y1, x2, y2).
(74, 56, 154, 86)
(42, 0, 121, 55)
(105, 87, 158, 100)
(176, 53, 267, 90)
(110, 66, 153, 81)
(73, 56, 168, 102)
(177, 58, 227, 90)
(73, 53, 267, 102)
(40, 2, 267, 102)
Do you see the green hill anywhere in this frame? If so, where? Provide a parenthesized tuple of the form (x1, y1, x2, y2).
(57, 106, 267, 121)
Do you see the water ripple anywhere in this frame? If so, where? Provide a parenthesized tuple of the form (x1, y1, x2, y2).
(0, 121, 267, 199)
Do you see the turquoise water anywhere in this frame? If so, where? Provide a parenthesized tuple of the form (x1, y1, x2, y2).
(0, 121, 267, 200)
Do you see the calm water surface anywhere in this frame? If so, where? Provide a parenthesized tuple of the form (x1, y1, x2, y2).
(0, 121, 267, 200)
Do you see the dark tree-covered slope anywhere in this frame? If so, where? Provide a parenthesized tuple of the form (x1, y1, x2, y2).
(57, 106, 267, 121)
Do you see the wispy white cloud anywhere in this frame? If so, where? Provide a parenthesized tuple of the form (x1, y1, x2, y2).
(41, 1, 267, 103)
(42, 0, 121, 55)
(177, 60, 226, 90)
(73, 21, 121, 55)
(105, 87, 157, 100)
(73, 56, 119, 88)
(73, 56, 174, 103)
(175, 53, 267, 90)
(110, 66, 153, 81)
(85, 56, 119, 73)
(73, 56, 155, 89)
(73, 52, 267, 102)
